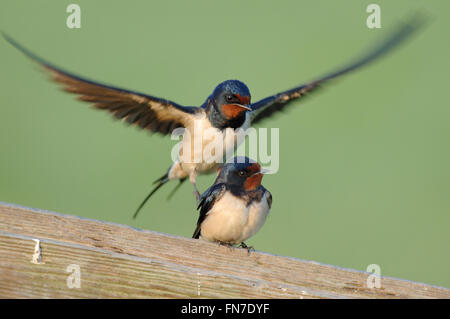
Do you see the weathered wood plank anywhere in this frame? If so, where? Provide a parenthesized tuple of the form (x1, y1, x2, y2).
(0, 202, 448, 298)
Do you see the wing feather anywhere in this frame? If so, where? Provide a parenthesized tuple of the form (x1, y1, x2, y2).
(3, 33, 197, 135)
(192, 184, 227, 239)
(250, 16, 426, 124)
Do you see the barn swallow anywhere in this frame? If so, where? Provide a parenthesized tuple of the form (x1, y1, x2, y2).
(2, 17, 424, 218)
(192, 157, 272, 251)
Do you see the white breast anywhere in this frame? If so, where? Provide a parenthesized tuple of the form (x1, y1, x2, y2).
(200, 191, 270, 245)
(179, 112, 251, 175)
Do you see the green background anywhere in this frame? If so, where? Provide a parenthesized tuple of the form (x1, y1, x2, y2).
(1, 0, 449, 289)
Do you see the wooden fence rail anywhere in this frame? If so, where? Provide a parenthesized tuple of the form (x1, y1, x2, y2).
(0, 202, 448, 298)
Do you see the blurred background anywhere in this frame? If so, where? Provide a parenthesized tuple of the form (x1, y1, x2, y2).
(1, 0, 449, 288)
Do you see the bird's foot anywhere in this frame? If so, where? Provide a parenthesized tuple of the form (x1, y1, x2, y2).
(239, 242, 254, 254)
(193, 189, 201, 202)
(190, 171, 201, 202)
(218, 241, 234, 251)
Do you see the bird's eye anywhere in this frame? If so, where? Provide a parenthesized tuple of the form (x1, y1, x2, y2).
(238, 170, 245, 176)
(226, 95, 234, 102)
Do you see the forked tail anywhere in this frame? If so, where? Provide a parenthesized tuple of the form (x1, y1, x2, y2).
(132, 173, 187, 219)
(133, 173, 169, 219)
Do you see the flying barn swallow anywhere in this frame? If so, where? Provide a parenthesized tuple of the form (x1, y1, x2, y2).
(192, 157, 271, 251)
(2, 17, 423, 217)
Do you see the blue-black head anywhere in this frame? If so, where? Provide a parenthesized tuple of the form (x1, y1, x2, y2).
(216, 156, 264, 190)
(207, 80, 252, 129)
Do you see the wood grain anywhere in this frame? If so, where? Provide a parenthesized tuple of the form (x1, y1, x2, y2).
(0, 202, 448, 298)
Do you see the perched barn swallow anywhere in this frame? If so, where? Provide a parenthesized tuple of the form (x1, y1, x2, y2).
(2, 17, 424, 217)
(192, 157, 272, 251)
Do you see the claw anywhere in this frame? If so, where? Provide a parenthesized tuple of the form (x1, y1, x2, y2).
(239, 242, 254, 254)
(218, 241, 234, 251)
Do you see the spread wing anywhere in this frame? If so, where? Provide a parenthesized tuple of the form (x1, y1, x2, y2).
(3, 33, 197, 135)
(192, 183, 227, 239)
(250, 16, 426, 124)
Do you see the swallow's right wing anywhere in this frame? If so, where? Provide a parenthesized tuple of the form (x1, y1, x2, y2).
(192, 183, 227, 239)
(3, 33, 198, 136)
(249, 16, 426, 125)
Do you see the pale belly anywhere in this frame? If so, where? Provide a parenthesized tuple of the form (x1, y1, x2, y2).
(171, 113, 250, 179)
(200, 192, 270, 245)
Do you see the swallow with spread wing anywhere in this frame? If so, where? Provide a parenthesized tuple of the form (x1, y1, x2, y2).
(2, 17, 424, 218)
(193, 157, 271, 251)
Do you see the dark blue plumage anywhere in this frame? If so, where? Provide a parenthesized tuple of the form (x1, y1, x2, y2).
(192, 157, 272, 247)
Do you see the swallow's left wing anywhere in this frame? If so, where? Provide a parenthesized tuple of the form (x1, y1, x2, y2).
(250, 17, 425, 124)
(192, 183, 227, 239)
(3, 34, 197, 135)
